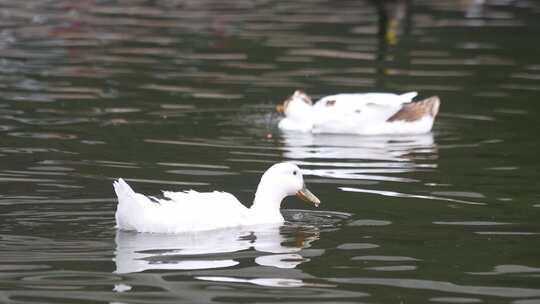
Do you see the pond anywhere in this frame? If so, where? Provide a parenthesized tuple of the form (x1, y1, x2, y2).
(1, 0, 539, 303)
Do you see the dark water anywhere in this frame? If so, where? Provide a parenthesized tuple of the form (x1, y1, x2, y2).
(1, 0, 540, 303)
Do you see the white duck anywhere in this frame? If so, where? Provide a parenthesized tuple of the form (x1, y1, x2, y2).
(277, 90, 440, 135)
(113, 162, 320, 233)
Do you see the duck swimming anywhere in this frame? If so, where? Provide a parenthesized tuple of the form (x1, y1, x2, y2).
(277, 90, 440, 135)
(113, 162, 320, 233)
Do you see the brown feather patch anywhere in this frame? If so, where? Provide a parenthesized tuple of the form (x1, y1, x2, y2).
(387, 96, 440, 122)
(278, 90, 313, 113)
(294, 90, 313, 105)
(325, 99, 336, 107)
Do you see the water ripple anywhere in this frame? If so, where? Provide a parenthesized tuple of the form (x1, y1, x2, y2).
(337, 243, 379, 250)
(340, 187, 486, 206)
(352, 256, 420, 262)
(468, 265, 540, 276)
(329, 277, 540, 298)
(430, 297, 482, 303)
(433, 221, 511, 226)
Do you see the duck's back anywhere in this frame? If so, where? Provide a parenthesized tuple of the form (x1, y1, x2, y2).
(314, 92, 417, 110)
(114, 179, 249, 233)
(311, 92, 419, 134)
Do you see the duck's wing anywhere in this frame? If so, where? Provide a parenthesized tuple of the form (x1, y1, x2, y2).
(313, 92, 415, 122)
(114, 179, 249, 233)
(162, 190, 248, 219)
(310, 92, 422, 134)
(312, 103, 402, 134)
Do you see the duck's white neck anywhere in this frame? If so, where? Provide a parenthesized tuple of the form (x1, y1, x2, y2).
(249, 180, 287, 223)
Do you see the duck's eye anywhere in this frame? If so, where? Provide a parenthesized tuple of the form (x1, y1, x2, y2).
(293, 170, 298, 176)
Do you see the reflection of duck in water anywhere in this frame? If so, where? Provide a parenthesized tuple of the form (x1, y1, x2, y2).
(277, 90, 440, 135)
(281, 132, 436, 161)
(113, 163, 320, 233)
(280, 132, 437, 182)
(114, 224, 320, 273)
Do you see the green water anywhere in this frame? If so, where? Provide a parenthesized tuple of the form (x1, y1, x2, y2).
(0, 1, 539, 303)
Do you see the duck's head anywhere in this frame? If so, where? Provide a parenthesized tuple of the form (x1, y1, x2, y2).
(256, 162, 320, 208)
(276, 90, 314, 117)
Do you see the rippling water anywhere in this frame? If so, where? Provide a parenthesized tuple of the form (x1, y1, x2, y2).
(1, 0, 540, 303)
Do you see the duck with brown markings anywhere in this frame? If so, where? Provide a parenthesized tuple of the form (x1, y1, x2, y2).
(277, 90, 440, 135)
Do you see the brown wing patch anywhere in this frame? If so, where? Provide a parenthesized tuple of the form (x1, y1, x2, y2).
(325, 99, 336, 107)
(387, 96, 440, 122)
(277, 90, 313, 113)
(293, 90, 313, 105)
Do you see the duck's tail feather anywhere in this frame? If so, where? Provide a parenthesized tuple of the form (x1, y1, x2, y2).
(113, 178, 136, 204)
(114, 178, 148, 231)
(387, 96, 441, 122)
(114, 178, 133, 194)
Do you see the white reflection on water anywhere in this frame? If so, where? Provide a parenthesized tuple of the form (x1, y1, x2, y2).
(195, 276, 335, 288)
(280, 132, 437, 183)
(281, 133, 436, 162)
(285, 129, 487, 205)
(114, 224, 319, 274)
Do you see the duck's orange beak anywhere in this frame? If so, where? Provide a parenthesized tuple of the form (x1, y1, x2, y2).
(276, 104, 285, 113)
(296, 184, 320, 207)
